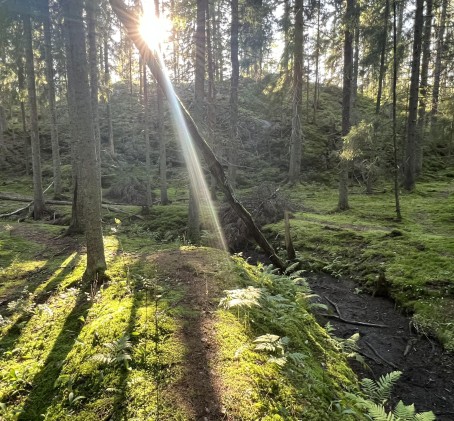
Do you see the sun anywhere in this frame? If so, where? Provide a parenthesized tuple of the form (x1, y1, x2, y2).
(139, 8, 171, 51)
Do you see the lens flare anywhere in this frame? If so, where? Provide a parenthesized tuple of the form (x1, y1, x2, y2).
(139, 3, 171, 51)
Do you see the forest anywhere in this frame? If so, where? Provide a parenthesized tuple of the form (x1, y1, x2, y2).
(0, 0, 453, 419)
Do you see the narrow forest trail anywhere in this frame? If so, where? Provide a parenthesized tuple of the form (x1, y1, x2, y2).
(307, 272, 454, 420)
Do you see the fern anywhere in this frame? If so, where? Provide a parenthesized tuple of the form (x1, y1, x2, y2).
(92, 334, 132, 369)
(361, 371, 402, 404)
(219, 286, 262, 309)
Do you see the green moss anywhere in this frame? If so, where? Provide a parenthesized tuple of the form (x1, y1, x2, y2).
(266, 180, 454, 350)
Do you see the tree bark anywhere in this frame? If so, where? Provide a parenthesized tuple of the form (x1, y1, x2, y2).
(416, 0, 433, 175)
(430, 0, 448, 126)
(63, 0, 106, 280)
(288, 0, 304, 185)
(86, 0, 102, 176)
(376, 0, 390, 115)
(109, 0, 286, 270)
(229, 0, 239, 187)
(16, 52, 30, 175)
(104, 37, 115, 156)
(338, 0, 354, 211)
(404, 0, 424, 191)
(43, 0, 62, 198)
(23, 13, 45, 219)
(143, 65, 152, 208)
(313, 0, 321, 123)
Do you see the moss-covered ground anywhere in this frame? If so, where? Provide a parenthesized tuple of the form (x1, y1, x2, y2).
(0, 213, 366, 420)
(266, 179, 454, 350)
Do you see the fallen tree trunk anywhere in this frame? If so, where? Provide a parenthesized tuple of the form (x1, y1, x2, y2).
(0, 194, 141, 219)
(109, 0, 285, 270)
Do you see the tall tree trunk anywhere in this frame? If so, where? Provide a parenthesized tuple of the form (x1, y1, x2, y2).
(43, 0, 62, 198)
(338, 0, 354, 211)
(404, 0, 424, 191)
(23, 13, 45, 219)
(143, 65, 152, 208)
(63, 0, 106, 280)
(104, 37, 115, 156)
(351, 7, 360, 124)
(416, 0, 433, 175)
(392, 0, 402, 220)
(86, 0, 101, 177)
(207, 0, 217, 200)
(288, 0, 303, 184)
(16, 52, 30, 175)
(313, 0, 321, 123)
(189, 0, 207, 244)
(229, 0, 239, 187)
(282, 0, 291, 78)
(430, 0, 448, 126)
(110, 0, 286, 270)
(0, 106, 5, 169)
(376, 0, 390, 115)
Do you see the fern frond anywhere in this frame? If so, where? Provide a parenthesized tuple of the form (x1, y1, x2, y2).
(375, 371, 402, 403)
(364, 401, 395, 421)
(414, 411, 436, 421)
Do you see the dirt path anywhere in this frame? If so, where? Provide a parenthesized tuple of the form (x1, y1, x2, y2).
(151, 250, 227, 420)
(307, 272, 454, 420)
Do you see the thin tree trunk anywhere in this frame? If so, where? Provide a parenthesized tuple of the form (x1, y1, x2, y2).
(376, 0, 390, 115)
(351, 7, 360, 124)
(17, 56, 29, 175)
(0, 106, 5, 169)
(338, 0, 354, 211)
(86, 0, 101, 176)
(416, 0, 433, 175)
(104, 37, 115, 156)
(229, 0, 239, 187)
(43, 0, 62, 198)
(392, 0, 402, 220)
(110, 0, 286, 270)
(143, 65, 152, 208)
(63, 0, 106, 280)
(404, 0, 424, 191)
(288, 0, 303, 184)
(23, 13, 45, 219)
(313, 0, 321, 123)
(430, 0, 448, 126)
(282, 0, 291, 78)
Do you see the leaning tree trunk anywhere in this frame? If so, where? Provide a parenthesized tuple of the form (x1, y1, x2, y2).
(338, 0, 354, 211)
(23, 13, 45, 219)
(43, 0, 62, 198)
(109, 0, 286, 270)
(63, 0, 106, 280)
(288, 0, 304, 185)
(404, 0, 424, 191)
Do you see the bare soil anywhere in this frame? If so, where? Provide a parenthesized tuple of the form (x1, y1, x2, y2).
(151, 250, 227, 421)
(307, 271, 454, 420)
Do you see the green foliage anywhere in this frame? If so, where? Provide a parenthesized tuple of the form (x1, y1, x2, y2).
(360, 371, 402, 404)
(92, 334, 132, 370)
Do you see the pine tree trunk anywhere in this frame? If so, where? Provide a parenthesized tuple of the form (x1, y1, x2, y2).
(43, 0, 62, 198)
(288, 0, 303, 184)
(86, 0, 101, 176)
(404, 0, 424, 191)
(16, 54, 29, 175)
(0, 106, 5, 169)
(229, 0, 239, 187)
(313, 0, 321, 123)
(23, 13, 45, 219)
(143, 65, 152, 208)
(430, 0, 447, 126)
(416, 0, 433, 175)
(376, 0, 390, 115)
(63, 0, 106, 280)
(338, 0, 354, 211)
(392, 0, 402, 220)
(104, 37, 115, 156)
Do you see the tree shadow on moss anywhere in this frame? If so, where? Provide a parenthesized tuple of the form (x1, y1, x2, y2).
(0, 252, 81, 354)
(18, 277, 94, 420)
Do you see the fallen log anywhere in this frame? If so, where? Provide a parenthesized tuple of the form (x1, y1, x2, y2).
(109, 0, 285, 271)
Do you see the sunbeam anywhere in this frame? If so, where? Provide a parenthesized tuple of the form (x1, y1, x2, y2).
(139, 11, 227, 251)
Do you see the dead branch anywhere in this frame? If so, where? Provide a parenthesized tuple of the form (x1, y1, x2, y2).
(320, 313, 389, 328)
(364, 340, 399, 369)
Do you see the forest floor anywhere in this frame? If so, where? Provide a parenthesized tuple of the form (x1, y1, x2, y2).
(308, 272, 454, 420)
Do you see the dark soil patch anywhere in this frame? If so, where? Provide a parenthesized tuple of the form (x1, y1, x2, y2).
(307, 272, 454, 420)
(151, 250, 227, 420)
